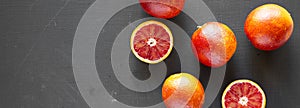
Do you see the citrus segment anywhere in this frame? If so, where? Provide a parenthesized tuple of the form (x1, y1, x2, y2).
(131, 20, 173, 64)
(222, 79, 266, 108)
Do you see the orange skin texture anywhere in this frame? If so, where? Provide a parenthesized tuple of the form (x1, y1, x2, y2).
(139, 0, 185, 19)
(191, 22, 237, 68)
(162, 73, 205, 108)
(245, 4, 294, 51)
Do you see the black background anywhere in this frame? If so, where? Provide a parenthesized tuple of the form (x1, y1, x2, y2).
(1, 0, 299, 108)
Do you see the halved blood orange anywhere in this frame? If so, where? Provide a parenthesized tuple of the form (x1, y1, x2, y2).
(222, 79, 266, 108)
(130, 20, 173, 64)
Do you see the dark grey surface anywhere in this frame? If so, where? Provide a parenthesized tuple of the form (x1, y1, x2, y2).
(0, 0, 299, 108)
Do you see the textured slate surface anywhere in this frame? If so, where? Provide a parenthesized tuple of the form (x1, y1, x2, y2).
(0, 0, 299, 108)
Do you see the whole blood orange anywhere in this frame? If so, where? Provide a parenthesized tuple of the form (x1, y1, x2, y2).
(139, 0, 185, 19)
(162, 73, 205, 108)
(244, 4, 294, 51)
(191, 22, 237, 68)
(130, 20, 173, 64)
(222, 79, 266, 108)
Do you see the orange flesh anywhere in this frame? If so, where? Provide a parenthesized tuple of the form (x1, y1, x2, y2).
(133, 24, 171, 61)
(224, 82, 264, 108)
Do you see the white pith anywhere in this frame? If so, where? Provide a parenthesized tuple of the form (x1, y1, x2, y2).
(147, 38, 157, 47)
(238, 96, 249, 106)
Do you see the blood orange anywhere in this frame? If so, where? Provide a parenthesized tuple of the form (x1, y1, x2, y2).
(139, 0, 185, 19)
(130, 20, 173, 64)
(191, 22, 237, 68)
(162, 73, 205, 108)
(244, 4, 294, 51)
(222, 79, 266, 108)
